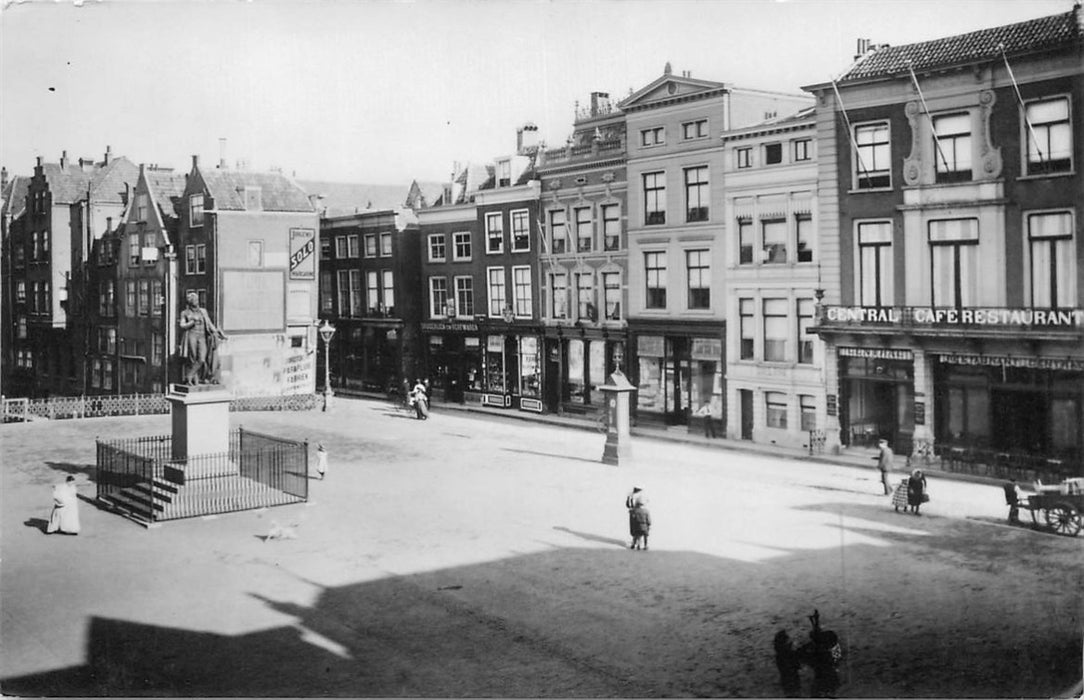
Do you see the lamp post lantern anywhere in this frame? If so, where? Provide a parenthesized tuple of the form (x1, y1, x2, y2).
(318, 319, 336, 411)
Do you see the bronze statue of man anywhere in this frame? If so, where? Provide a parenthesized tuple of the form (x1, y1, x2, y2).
(178, 292, 227, 385)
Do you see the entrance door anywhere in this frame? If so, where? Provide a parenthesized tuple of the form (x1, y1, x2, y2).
(544, 339, 560, 412)
(992, 390, 1045, 453)
(739, 390, 754, 440)
(665, 338, 690, 426)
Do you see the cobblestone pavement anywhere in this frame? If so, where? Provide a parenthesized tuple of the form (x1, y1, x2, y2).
(2, 398, 1081, 697)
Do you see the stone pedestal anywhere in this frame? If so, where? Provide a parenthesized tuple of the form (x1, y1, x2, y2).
(599, 370, 636, 466)
(167, 383, 231, 461)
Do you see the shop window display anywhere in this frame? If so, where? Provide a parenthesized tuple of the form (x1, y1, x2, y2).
(484, 335, 506, 393)
(568, 340, 586, 403)
(518, 336, 541, 398)
(637, 335, 665, 413)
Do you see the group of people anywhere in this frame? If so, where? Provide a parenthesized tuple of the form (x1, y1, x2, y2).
(773, 610, 843, 698)
(875, 439, 928, 515)
(625, 487, 651, 550)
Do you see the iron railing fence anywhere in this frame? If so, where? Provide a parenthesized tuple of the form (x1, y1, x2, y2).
(2, 392, 318, 423)
(95, 427, 308, 523)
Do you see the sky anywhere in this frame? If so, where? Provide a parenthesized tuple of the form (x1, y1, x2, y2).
(0, 0, 1074, 186)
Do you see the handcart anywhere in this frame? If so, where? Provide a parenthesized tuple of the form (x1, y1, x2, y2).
(1021, 478, 1084, 537)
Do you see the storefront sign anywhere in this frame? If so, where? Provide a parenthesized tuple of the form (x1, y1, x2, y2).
(914, 401, 925, 426)
(487, 335, 504, 352)
(691, 338, 722, 360)
(839, 346, 913, 361)
(637, 335, 664, 357)
(826, 394, 837, 417)
(825, 306, 1084, 327)
(421, 321, 479, 332)
(288, 228, 316, 280)
(937, 353, 1084, 372)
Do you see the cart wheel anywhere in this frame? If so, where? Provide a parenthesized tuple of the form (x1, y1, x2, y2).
(1044, 505, 1082, 537)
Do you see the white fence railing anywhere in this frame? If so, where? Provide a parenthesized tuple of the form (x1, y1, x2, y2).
(2, 392, 318, 422)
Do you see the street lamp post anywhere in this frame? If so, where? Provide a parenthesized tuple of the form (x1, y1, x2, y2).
(318, 319, 336, 412)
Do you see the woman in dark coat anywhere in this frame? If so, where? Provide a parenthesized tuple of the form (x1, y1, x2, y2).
(630, 504, 651, 550)
(907, 469, 928, 515)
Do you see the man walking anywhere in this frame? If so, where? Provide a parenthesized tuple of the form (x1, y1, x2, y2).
(874, 439, 894, 495)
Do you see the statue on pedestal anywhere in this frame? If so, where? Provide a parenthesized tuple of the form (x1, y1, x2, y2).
(179, 292, 227, 385)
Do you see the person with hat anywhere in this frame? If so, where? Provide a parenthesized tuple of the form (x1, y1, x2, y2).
(625, 487, 651, 550)
(873, 439, 894, 495)
(907, 468, 928, 515)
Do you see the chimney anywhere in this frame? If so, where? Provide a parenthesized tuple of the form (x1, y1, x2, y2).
(854, 38, 873, 61)
(219, 138, 227, 169)
(103, 145, 111, 165)
(516, 123, 539, 155)
(106, 216, 112, 233)
(590, 91, 610, 117)
(191, 154, 199, 171)
(1, 166, 8, 191)
(60, 150, 68, 168)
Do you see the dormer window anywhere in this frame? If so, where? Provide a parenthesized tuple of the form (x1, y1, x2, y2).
(136, 193, 148, 222)
(497, 160, 511, 187)
(190, 193, 204, 227)
(243, 186, 262, 210)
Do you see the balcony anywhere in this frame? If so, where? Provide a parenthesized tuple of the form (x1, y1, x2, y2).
(814, 305, 1084, 341)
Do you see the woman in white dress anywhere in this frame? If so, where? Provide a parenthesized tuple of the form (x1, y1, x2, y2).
(47, 475, 81, 535)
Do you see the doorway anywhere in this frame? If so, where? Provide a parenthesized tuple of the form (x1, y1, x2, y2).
(739, 389, 753, 440)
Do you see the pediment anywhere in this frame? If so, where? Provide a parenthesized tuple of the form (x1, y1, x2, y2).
(620, 74, 728, 110)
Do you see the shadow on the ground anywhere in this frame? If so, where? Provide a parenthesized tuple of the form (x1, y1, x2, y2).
(502, 447, 601, 465)
(552, 525, 628, 548)
(23, 517, 49, 533)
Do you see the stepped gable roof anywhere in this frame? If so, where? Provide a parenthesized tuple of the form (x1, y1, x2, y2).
(40, 162, 92, 204)
(87, 156, 139, 205)
(840, 8, 1082, 83)
(145, 169, 187, 219)
(2, 175, 30, 220)
(203, 169, 313, 212)
(297, 180, 435, 217)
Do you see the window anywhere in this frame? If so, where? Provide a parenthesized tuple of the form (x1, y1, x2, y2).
(100, 327, 116, 354)
(189, 194, 204, 227)
(42, 282, 50, 313)
(152, 281, 163, 316)
(429, 277, 448, 318)
(857, 221, 893, 306)
(348, 234, 360, 258)
(487, 268, 506, 316)
(797, 299, 814, 364)
(511, 210, 530, 252)
(382, 270, 395, 314)
(512, 266, 532, 317)
(91, 359, 101, 389)
(380, 232, 392, 256)
(248, 240, 264, 267)
(686, 249, 710, 309)
(644, 251, 667, 309)
(455, 276, 474, 317)
(739, 298, 754, 360)
(550, 272, 567, 319)
(15, 280, 25, 303)
(764, 142, 783, 165)
(320, 238, 331, 260)
(1025, 97, 1072, 175)
(335, 236, 348, 259)
(337, 270, 350, 316)
(576, 272, 595, 321)
(428, 233, 446, 262)
(766, 392, 787, 429)
(99, 280, 115, 317)
(486, 212, 504, 254)
(136, 193, 148, 222)
(640, 127, 664, 146)
(1027, 211, 1074, 308)
(366, 271, 379, 313)
(763, 298, 787, 362)
(643, 172, 665, 225)
(601, 204, 620, 251)
(196, 289, 207, 308)
(682, 119, 708, 140)
(138, 280, 150, 316)
(127, 233, 139, 266)
(453, 231, 472, 261)
(320, 271, 333, 312)
(737, 147, 752, 169)
(796, 215, 814, 263)
(738, 219, 754, 265)
(364, 234, 377, 258)
(762, 219, 787, 263)
(575, 207, 592, 252)
(854, 122, 890, 189)
(17, 316, 27, 339)
(125, 281, 137, 315)
(793, 139, 812, 161)
(152, 333, 164, 366)
(800, 395, 816, 431)
(13, 243, 24, 268)
(684, 166, 709, 222)
(549, 210, 567, 254)
(933, 113, 972, 183)
(497, 160, 512, 187)
(929, 218, 978, 308)
(102, 360, 114, 391)
(351, 270, 365, 316)
(602, 272, 621, 320)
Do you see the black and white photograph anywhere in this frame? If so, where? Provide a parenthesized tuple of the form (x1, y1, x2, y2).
(1, 0, 1081, 696)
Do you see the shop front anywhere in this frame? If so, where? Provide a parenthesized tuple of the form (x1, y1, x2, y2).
(542, 328, 628, 414)
(630, 323, 725, 431)
(933, 352, 1083, 463)
(837, 346, 915, 452)
(334, 319, 404, 394)
(422, 320, 544, 412)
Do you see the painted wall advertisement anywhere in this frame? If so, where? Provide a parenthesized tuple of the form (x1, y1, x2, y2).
(217, 335, 315, 396)
(289, 228, 316, 280)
